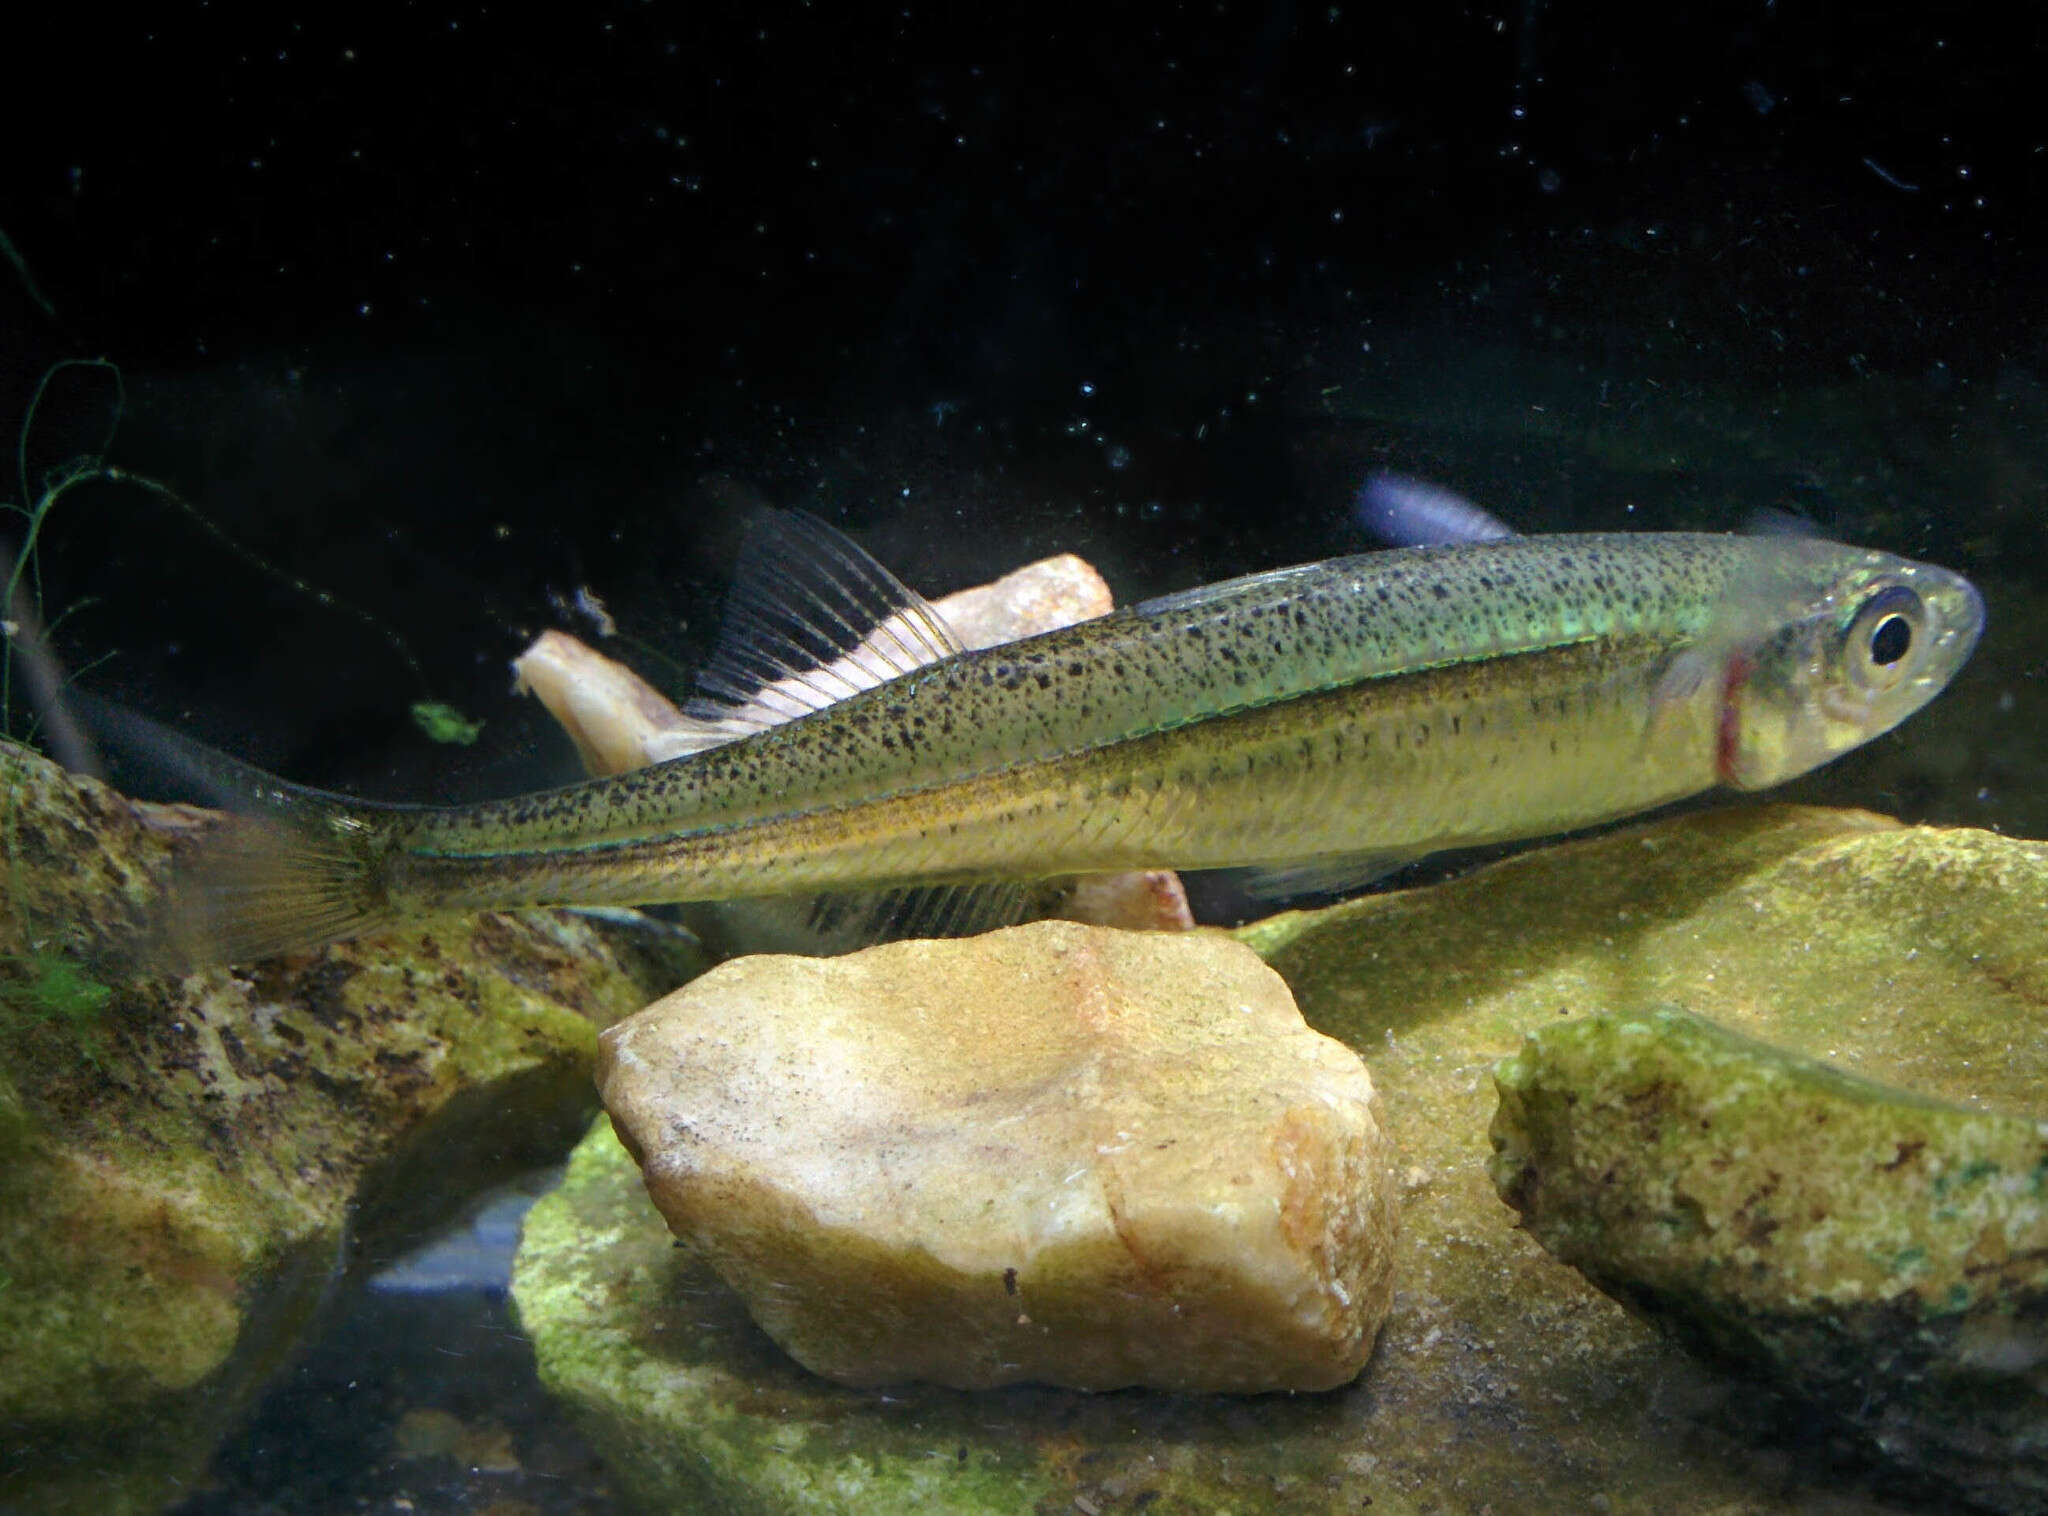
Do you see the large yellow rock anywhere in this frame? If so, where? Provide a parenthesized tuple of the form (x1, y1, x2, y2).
(596, 918, 1396, 1392)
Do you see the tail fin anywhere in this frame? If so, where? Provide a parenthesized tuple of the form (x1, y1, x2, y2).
(166, 803, 400, 967)
(76, 695, 405, 967)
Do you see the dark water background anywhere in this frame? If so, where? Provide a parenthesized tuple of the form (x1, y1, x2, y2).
(4, 3, 2045, 1510)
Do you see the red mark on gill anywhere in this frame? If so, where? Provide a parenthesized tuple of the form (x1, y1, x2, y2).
(1715, 651, 1754, 784)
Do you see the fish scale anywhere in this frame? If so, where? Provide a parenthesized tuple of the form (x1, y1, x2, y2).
(411, 534, 1738, 854)
(168, 528, 1982, 964)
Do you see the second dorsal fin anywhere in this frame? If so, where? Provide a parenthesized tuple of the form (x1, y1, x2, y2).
(685, 509, 965, 732)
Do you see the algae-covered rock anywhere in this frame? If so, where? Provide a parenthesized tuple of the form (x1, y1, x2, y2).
(517, 803, 2048, 1515)
(0, 742, 698, 1516)
(1490, 1005, 2048, 1514)
(596, 920, 1395, 1393)
(1245, 803, 2048, 1516)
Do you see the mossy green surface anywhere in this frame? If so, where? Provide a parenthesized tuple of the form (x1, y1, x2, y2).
(1491, 1005, 2048, 1513)
(1250, 802, 2048, 1515)
(517, 802, 2048, 1514)
(0, 743, 699, 1515)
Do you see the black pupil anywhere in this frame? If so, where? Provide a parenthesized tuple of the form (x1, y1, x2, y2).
(1869, 613, 1912, 666)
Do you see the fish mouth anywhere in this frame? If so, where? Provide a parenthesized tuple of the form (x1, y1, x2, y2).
(1894, 559, 1986, 679)
(1950, 574, 1989, 661)
(1914, 565, 1987, 693)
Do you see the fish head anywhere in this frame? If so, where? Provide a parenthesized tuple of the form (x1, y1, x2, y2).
(1718, 544, 1984, 790)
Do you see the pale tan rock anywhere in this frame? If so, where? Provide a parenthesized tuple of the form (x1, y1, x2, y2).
(929, 552, 1114, 647)
(596, 919, 1395, 1392)
(510, 629, 691, 777)
(1060, 868, 1196, 930)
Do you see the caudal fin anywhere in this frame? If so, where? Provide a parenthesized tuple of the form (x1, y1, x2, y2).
(74, 693, 404, 967)
(164, 804, 400, 967)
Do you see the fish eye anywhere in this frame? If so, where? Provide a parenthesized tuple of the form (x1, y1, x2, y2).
(1869, 612, 1911, 666)
(1847, 584, 1924, 691)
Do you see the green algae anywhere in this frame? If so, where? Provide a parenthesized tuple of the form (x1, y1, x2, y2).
(1491, 1005, 2048, 1512)
(0, 743, 698, 1515)
(0, 944, 114, 1066)
(411, 698, 486, 745)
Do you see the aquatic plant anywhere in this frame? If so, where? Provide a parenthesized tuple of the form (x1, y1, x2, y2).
(0, 753, 115, 1066)
(0, 357, 479, 752)
(0, 941, 114, 1067)
(2, 359, 122, 761)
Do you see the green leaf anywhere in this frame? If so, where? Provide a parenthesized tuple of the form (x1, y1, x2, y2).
(411, 700, 485, 746)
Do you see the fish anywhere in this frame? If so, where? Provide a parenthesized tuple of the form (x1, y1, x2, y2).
(1354, 472, 1520, 548)
(152, 509, 1984, 966)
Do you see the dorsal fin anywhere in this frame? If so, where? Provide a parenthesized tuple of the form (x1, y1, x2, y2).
(685, 510, 964, 732)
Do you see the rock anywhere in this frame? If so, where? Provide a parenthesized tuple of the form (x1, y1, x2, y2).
(519, 1114, 1400, 1516)
(0, 742, 698, 1516)
(1490, 1005, 2048, 1515)
(514, 804, 2040, 1514)
(510, 627, 695, 778)
(1056, 867, 1196, 931)
(922, 552, 1115, 648)
(1245, 804, 2048, 1516)
(592, 919, 1396, 1392)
